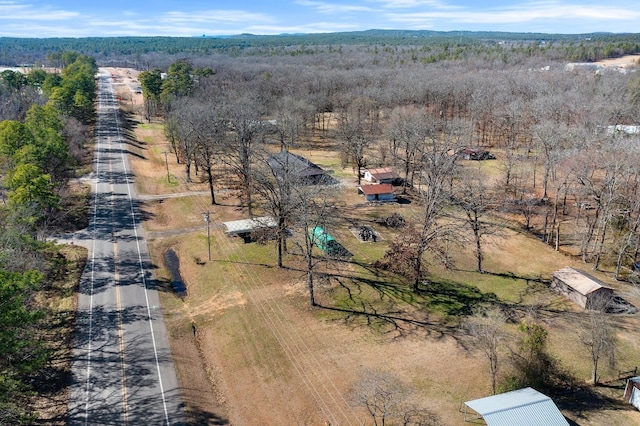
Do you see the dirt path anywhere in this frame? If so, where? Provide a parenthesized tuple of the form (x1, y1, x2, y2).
(593, 54, 640, 69)
(138, 190, 212, 201)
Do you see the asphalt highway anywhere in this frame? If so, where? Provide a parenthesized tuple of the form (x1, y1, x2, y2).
(67, 70, 184, 425)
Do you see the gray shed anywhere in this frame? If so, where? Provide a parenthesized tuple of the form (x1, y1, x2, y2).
(463, 387, 569, 425)
(267, 151, 326, 183)
(224, 216, 277, 237)
(624, 377, 640, 410)
(550, 267, 614, 309)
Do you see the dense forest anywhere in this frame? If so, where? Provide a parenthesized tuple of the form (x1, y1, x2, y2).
(1, 30, 640, 68)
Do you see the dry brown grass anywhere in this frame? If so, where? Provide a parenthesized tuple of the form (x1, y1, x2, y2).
(117, 75, 640, 425)
(32, 244, 87, 425)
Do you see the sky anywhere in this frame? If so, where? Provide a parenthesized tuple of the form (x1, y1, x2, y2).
(0, 0, 639, 38)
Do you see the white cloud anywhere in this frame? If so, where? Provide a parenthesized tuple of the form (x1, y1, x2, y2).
(372, 0, 458, 10)
(296, 0, 374, 14)
(385, 1, 640, 28)
(0, 1, 79, 21)
(0, 0, 638, 38)
(247, 22, 361, 35)
(160, 10, 275, 25)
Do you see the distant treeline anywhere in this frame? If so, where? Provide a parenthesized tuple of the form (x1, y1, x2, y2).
(1, 30, 639, 68)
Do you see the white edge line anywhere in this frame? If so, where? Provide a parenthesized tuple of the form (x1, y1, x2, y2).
(112, 87, 171, 425)
(84, 77, 106, 424)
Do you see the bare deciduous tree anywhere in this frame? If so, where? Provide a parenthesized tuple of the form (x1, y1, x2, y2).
(190, 101, 227, 205)
(224, 92, 266, 216)
(575, 142, 630, 269)
(336, 96, 380, 184)
(462, 307, 508, 394)
(452, 170, 502, 273)
(352, 369, 407, 426)
(165, 102, 197, 182)
(410, 119, 466, 291)
(291, 178, 336, 306)
(273, 95, 313, 151)
(578, 294, 618, 386)
(386, 106, 432, 193)
(254, 151, 309, 268)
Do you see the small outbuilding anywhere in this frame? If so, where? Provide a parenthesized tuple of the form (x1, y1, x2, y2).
(358, 184, 395, 202)
(624, 376, 640, 410)
(550, 266, 615, 309)
(223, 216, 278, 242)
(463, 387, 569, 425)
(363, 167, 400, 184)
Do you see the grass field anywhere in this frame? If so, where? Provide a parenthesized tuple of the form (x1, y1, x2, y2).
(124, 107, 640, 425)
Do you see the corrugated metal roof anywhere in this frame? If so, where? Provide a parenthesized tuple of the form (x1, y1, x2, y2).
(267, 151, 325, 178)
(366, 167, 400, 180)
(552, 266, 612, 295)
(224, 216, 277, 235)
(359, 183, 394, 195)
(465, 387, 569, 426)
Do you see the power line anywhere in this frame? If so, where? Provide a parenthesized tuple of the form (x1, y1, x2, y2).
(134, 135, 362, 424)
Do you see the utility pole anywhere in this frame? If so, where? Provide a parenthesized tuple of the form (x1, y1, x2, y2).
(203, 210, 211, 261)
(164, 151, 170, 183)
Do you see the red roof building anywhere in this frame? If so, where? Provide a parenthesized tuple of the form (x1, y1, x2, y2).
(358, 184, 395, 202)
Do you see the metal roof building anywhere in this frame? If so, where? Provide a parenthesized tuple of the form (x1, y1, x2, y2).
(624, 376, 640, 410)
(223, 216, 278, 235)
(267, 151, 326, 182)
(551, 266, 614, 309)
(463, 387, 569, 425)
(363, 167, 400, 183)
(358, 183, 395, 202)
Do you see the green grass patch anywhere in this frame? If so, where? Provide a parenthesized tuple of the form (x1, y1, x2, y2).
(419, 277, 498, 316)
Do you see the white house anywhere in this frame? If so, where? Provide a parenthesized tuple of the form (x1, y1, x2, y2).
(363, 167, 400, 184)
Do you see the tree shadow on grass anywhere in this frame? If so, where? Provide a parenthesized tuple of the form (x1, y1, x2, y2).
(415, 277, 499, 316)
(453, 267, 551, 286)
(185, 406, 229, 425)
(318, 271, 499, 339)
(554, 382, 635, 425)
(316, 302, 453, 340)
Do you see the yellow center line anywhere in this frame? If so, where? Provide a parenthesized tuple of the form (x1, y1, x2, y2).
(111, 165, 129, 424)
(114, 241, 128, 424)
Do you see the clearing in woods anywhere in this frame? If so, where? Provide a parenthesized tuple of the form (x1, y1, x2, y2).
(110, 66, 640, 426)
